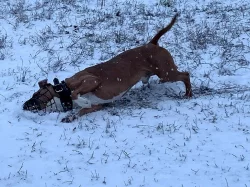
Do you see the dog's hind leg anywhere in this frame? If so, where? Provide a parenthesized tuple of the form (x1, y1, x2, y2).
(157, 70, 192, 97)
(141, 72, 153, 89)
(151, 50, 192, 97)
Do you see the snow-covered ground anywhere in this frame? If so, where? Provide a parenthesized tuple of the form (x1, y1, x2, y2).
(1, 0, 250, 186)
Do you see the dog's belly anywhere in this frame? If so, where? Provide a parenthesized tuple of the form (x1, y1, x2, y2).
(73, 91, 127, 108)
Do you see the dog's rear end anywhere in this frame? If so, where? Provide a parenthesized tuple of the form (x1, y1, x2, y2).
(141, 13, 192, 97)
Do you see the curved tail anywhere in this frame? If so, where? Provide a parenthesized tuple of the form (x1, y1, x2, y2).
(149, 13, 178, 45)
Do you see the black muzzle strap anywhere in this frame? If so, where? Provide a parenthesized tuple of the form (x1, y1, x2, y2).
(53, 78, 73, 112)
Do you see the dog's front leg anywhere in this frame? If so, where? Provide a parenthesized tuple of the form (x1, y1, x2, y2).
(61, 112, 78, 123)
(78, 105, 103, 116)
(61, 75, 102, 123)
(61, 105, 102, 123)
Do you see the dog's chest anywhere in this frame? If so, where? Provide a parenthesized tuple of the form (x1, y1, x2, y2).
(73, 91, 126, 108)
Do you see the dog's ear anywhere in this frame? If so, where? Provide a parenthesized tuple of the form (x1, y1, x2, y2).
(38, 79, 48, 88)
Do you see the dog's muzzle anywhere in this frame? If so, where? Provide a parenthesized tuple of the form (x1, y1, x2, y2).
(23, 87, 56, 113)
(23, 98, 43, 111)
(23, 78, 73, 113)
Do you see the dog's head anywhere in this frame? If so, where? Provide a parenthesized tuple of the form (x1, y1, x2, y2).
(23, 79, 60, 112)
(23, 78, 73, 113)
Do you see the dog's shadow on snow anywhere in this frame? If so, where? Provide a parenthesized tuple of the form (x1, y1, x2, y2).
(103, 80, 187, 113)
(102, 79, 222, 115)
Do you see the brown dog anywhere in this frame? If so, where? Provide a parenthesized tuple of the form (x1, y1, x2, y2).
(23, 14, 192, 122)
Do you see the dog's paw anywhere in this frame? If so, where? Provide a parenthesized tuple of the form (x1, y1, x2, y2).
(185, 90, 193, 98)
(61, 114, 77, 123)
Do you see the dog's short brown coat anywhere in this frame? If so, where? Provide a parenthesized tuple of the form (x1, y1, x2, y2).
(63, 14, 192, 119)
(24, 14, 192, 122)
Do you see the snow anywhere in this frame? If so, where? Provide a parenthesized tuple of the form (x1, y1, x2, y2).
(1, 0, 250, 186)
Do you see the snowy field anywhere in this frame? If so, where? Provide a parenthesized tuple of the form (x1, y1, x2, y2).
(0, 0, 250, 186)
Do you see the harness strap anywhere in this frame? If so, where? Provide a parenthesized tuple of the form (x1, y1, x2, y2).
(53, 78, 73, 112)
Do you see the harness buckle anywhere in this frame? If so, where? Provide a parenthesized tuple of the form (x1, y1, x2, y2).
(54, 84, 63, 93)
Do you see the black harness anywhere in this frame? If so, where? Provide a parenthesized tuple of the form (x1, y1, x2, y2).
(53, 78, 73, 112)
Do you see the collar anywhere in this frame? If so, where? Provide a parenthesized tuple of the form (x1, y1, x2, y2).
(53, 78, 73, 112)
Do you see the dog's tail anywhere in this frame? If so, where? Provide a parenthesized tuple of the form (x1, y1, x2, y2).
(149, 13, 178, 45)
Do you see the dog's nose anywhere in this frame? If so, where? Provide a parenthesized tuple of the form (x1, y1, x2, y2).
(23, 99, 41, 112)
(23, 101, 29, 110)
